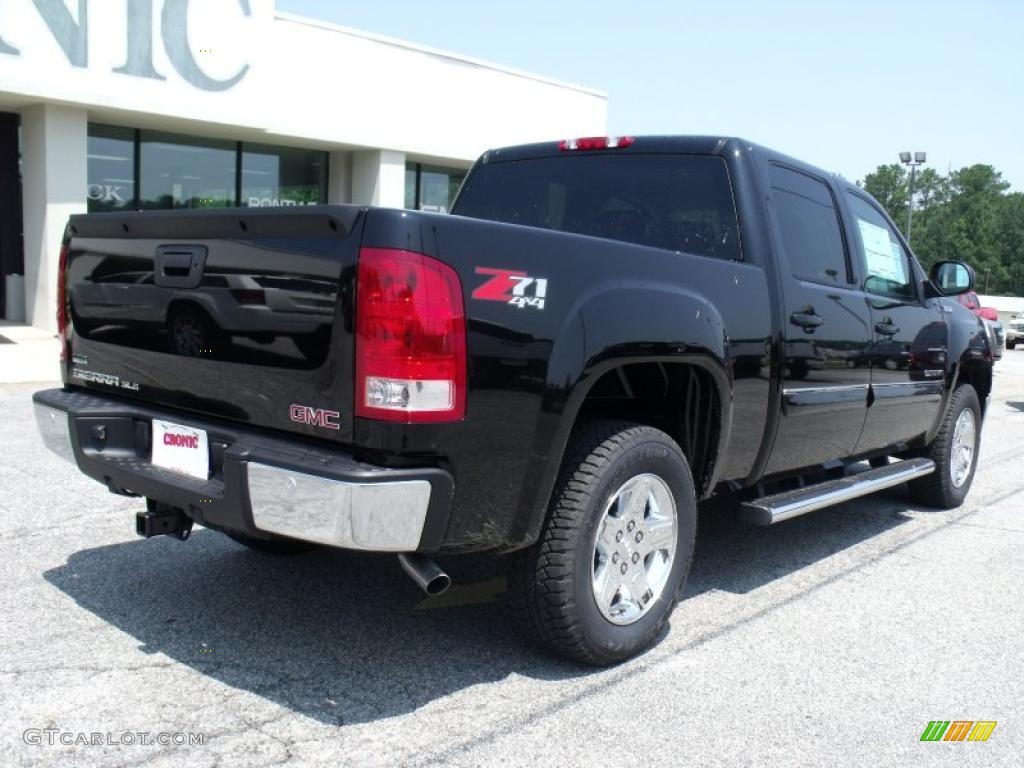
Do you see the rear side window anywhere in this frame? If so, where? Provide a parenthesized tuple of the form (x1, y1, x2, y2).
(453, 154, 742, 260)
(769, 165, 849, 285)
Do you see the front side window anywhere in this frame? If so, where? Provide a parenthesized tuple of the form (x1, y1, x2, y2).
(845, 191, 915, 300)
(769, 165, 848, 284)
(139, 131, 236, 209)
(87, 125, 135, 212)
(454, 154, 742, 260)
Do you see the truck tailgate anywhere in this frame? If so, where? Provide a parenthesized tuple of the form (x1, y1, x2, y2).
(64, 206, 363, 442)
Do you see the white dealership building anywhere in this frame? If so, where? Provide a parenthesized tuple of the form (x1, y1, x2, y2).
(0, 0, 607, 330)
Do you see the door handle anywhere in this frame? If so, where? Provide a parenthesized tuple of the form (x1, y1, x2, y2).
(874, 320, 900, 336)
(790, 309, 824, 332)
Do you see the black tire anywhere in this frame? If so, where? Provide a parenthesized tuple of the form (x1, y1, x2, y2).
(223, 530, 318, 555)
(1008, 341, 1016, 350)
(908, 384, 982, 509)
(168, 305, 223, 357)
(509, 420, 697, 666)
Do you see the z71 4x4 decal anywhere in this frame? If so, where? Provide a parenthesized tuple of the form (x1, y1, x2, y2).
(472, 267, 548, 311)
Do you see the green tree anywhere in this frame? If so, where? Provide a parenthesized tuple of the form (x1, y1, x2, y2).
(862, 164, 908, 225)
(860, 162, 1022, 296)
(991, 192, 1024, 294)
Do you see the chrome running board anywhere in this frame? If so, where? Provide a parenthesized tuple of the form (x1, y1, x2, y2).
(739, 458, 936, 526)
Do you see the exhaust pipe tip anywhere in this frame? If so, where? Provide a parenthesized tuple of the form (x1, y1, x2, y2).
(398, 553, 451, 596)
(424, 572, 451, 596)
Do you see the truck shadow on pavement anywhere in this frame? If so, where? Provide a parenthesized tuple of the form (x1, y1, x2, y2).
(43, 488, 917, 726)
(685, 490, 915, 597)
(44, 532, 576, 726)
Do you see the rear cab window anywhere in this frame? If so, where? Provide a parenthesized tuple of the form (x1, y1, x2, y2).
(453, 154, 742, 261)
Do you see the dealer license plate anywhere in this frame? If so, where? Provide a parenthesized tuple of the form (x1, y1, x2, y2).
(151, 419, 209, 480)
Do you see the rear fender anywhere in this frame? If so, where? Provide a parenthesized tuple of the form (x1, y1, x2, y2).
(507, 281, 732, 549)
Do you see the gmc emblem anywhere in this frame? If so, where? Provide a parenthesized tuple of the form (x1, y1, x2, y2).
(289, 404, 341, 430)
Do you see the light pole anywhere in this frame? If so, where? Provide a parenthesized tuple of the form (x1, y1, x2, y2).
(899, 151, 927, 243)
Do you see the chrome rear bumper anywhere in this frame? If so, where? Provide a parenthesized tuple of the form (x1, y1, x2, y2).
(32, 390, 452, 553)
(35, 403, 75, 463)
(247, 463, 431, 551)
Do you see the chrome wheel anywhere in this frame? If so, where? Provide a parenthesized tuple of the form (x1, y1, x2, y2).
(591, 473, 678, 626)
(950, 408, 976, 488)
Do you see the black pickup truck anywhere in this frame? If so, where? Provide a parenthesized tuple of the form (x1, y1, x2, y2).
(34, 136, 992, 665)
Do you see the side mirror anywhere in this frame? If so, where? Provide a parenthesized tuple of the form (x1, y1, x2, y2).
(929, 261, 976, 296)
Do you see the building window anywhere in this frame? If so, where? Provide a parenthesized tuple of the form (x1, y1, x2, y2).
(404, 166, 417, 209)
(86, 124, 329, 210)
(405, 163, 467, 214)
(87, 125, 135, 212)
(140, 131, 236, 209)
(241, 144, 327, 208)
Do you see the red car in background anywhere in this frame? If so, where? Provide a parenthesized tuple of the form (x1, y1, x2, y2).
(958, 291, 1004, 359)
(958, 290, 999, 321)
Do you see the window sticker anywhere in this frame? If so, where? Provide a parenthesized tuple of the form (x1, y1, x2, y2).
(857, 218, 905, 282)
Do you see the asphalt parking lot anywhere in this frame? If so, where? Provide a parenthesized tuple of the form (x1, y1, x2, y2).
(2, 357, 1023, 768)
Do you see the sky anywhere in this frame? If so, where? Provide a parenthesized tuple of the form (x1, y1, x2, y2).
(276, 0, 1022, 190)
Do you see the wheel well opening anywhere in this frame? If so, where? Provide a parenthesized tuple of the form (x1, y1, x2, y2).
(959, 360, 992, 415)
(577, 362, 721, 494)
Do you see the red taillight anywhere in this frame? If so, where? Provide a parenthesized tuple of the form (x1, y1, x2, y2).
(57, 241, 70, 363)
(559, 136, 635, 151)
(355, 247, 466, 423)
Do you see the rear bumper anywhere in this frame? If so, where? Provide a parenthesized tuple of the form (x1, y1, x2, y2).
(33, 388, 453, 552)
